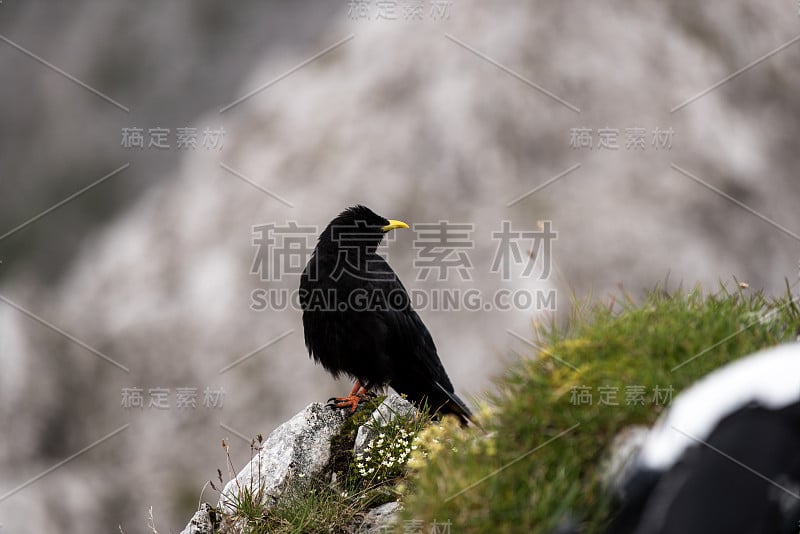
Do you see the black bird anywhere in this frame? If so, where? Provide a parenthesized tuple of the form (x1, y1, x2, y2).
(299, 205, 472, 425)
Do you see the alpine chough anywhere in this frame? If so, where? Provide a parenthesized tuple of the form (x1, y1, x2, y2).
(300, 205, 472, 425)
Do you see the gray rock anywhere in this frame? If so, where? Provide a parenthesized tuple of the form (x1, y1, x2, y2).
(219, 402, 349, 513)
(353, 501, 402, 534)
(181, 396, 414, 533)
(601, 425, 650, 494)
(354, 395, 418, 457)
(179, 503, 215, 534)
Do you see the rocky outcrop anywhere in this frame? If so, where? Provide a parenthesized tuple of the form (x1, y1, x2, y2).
(182, 396, 412, 534)
(180, 503, 216, 534)
(219, 402, 349, 514)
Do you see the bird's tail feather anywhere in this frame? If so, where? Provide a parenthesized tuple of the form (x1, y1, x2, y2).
(433, 381, 482, 429)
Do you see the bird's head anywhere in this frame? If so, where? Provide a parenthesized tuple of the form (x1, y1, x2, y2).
(318, 205, 409, 251)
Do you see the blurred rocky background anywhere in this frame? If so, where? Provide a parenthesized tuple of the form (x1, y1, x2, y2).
(1, 0, 798, 531)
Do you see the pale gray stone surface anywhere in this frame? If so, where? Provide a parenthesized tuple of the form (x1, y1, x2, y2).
(353, 501, 402, 534)
(219, 401, 349, 512)
(602, 425, 650, 494)
(354, 395, 418, 457)
(182, 397, 412, 533)
(179, 503, 215, 534)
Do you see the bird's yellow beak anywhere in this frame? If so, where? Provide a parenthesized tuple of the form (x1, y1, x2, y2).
(381, 219, 409, 232)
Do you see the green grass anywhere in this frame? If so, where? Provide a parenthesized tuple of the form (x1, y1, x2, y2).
(234, 484, 358, 534)
(401, 284, 799, 533)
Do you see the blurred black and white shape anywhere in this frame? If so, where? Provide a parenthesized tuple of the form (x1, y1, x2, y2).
(607, 342, 800, 534)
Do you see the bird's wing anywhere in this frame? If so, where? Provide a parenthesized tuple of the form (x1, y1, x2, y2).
(365, 271, 454, 387)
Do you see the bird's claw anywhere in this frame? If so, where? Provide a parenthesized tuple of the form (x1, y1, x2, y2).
(327, 393, 366, 413)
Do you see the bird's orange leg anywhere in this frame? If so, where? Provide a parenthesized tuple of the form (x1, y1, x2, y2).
(329, 380, 370, 413)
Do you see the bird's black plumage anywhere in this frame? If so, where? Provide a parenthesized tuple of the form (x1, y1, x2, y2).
(300, 205, 472, 424)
